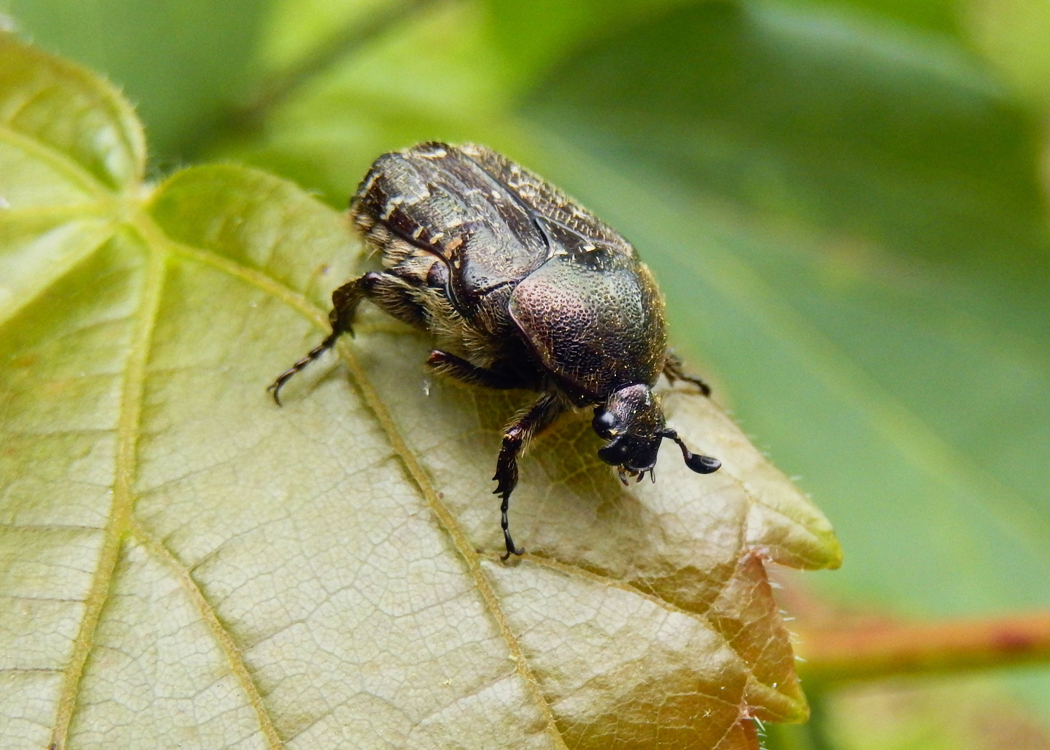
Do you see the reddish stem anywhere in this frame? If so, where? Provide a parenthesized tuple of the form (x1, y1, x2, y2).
(794, 611, 1050, 683)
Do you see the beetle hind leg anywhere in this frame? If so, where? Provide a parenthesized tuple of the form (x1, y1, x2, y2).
(493, 392, 565, 560)
(662, 350, 712, 397)
(267, 272, 384, 404)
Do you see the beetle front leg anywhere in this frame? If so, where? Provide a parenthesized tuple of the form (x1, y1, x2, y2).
(493, 392, 565, 560)
(662, 350, 712, 397)
(267, 272, 382, 404)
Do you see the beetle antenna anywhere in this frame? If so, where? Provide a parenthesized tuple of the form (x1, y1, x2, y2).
(661, 429, 721, 474)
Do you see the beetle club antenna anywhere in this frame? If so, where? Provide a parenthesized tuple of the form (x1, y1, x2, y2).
(661, 429, 721, 474)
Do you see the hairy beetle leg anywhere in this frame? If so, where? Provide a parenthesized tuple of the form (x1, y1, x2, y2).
(662, 351, 712, 397)
(267, 272, 382, 404)
(493, 392, 565, 560)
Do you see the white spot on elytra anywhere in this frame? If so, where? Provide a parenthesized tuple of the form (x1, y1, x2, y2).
(381, 195, 405, 221)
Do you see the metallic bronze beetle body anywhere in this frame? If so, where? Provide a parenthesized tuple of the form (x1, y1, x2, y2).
(270, 142, 720, 559)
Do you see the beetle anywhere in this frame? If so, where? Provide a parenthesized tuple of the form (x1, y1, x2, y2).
(269, 142, 720, 559)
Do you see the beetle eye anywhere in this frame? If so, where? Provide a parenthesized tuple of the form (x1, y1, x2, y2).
(592, 410, 619, 439)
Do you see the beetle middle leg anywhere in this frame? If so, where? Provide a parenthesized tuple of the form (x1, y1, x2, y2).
(493, 391, 565, 560)
(427, 351, 526, 390)
(662, 351, 712, 396)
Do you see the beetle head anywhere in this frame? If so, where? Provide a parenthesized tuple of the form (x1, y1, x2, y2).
(593, 384, 721, 483)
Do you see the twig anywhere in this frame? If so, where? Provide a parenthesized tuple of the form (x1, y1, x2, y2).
(794, 611, 1050, 683)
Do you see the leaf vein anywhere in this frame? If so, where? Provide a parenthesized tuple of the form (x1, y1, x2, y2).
(48, 231, 164, 750)
(0, 218, 117, 330)
(127, 518, 286, 750)
(0, 123, 112, 198)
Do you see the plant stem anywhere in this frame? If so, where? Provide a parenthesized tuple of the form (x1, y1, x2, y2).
(794, 611, 1050, 683)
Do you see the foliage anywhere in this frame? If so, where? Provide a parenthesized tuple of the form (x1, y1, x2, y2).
(0, 23, 842, 750)
(3, 0, 1050, 747)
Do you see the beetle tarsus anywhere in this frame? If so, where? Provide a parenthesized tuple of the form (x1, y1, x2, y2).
(496, 485, 524, 560)
(500, 492, 525, 561)
(267, 329, 343, 405)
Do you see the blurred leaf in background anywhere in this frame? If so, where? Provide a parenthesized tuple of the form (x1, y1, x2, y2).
(6, 0, 270, 161)
(4, 0, 1050, 747)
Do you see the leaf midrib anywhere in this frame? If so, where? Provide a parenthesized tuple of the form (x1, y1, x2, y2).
(48, 213, 166, 750)
(30, 202, 287, 749)
(6, 134, 570, 741)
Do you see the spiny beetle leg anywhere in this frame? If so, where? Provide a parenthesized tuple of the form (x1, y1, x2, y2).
(267, 272, 381, 404)
(268, 330, 342, 405)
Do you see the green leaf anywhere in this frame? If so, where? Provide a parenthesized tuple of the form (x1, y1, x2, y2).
(769, 0, 963, 37)
(1, 34, 838, 749)
(966, 0, 1050, 111)
(7, 0, 271, 160)
(526, 1, 1046, 269)
(0, 33, 144, 193)
(482, 0, 700, 91)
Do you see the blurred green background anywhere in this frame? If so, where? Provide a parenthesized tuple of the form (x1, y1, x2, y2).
(6, 0, 1049, 746)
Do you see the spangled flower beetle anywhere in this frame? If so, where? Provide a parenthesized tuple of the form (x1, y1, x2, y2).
(269, 142, 720, 559)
